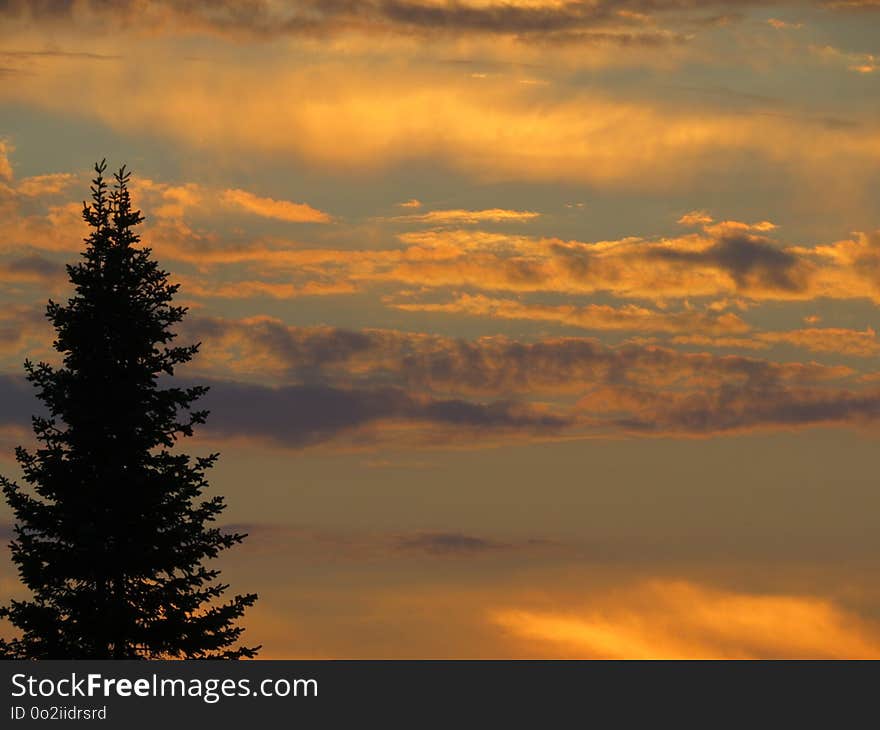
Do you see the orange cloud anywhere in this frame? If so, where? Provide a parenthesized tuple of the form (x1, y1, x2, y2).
(492, 579, 880, 658)
(140, 221, 880, 307)
(4, 47, 880, 191)
(14, 173, 77, 197)
(134, 220, 877, 307)
(390, 208, 540, 224)
(703, 219, 778, 235)
(767, 18, 804, 29)
(677, 210, 714, 226)
(386, 226, 880, 303)
(0, 140, 13, 182)
(2, 143, 879, 311)
(0, 0, 759, 67)
(758, 327, 880, 356)
(675, 327, 880, 357)
(0, 142, 76, 198)
(222, 188, 331, 223)
(391, 293, 751, 335)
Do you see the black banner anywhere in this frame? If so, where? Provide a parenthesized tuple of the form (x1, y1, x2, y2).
(1, 660, 875, 727)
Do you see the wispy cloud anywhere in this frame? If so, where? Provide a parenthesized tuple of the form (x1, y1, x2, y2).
(766, 17, 804, 29)
(222, 523, 548, 559)
(389, 208, 540, 224)
(810, 44, 878, 73)
(492, 579, 880, 658)
(389, 293, 751, 335)
(222, 188, 331, 223)
(674, 327, 880, 357)
(5, 52, 880, 189)
(0, 0, 754, 44)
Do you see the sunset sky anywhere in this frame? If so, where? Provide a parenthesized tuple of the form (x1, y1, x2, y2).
(1, 0, 880, 658)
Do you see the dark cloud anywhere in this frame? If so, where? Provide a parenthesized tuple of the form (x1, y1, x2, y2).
(178, 321, 880, 444)
(524, 30, 689, 47)
(3, 314, 878, 451)
(710, 234, 805, 291)
(0, 364, 570, 450)
(394, 531, 508, 555)
(613, 383, 880, 434)
(0, 306, 47, 361)
(220, 522, 554, 559)
(851, 230, 880, 280)
(185, 315, 845, 396)
(189, 315, 375, 375)
(200, 379, 570, 447)
(0, 374, 40, 428)
(2, 254, 65, 279)
(650, 233, 809, 292)
(0, 0, 802, 44)
(0, 0, 75, 20)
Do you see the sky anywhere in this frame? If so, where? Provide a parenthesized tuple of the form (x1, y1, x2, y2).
(1, 0, 879, 658)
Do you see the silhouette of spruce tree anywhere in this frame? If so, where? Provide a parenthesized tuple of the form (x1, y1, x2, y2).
(0, 162, 258, 658)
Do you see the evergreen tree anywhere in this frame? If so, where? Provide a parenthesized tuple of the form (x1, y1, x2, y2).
(0, 161, 258, 659)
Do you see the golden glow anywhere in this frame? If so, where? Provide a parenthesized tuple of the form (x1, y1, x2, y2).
(3, 52, 880, 189)
(492, 580, 880, 659)
(389, 208, 540, 224)
(222, 188, 331, 223)
(2, 0, 880, 661)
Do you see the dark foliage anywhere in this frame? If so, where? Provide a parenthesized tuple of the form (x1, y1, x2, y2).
(0, 162, 258, 659)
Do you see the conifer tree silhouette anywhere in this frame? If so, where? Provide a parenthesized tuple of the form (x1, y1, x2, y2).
(0, 162, 258, 658)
